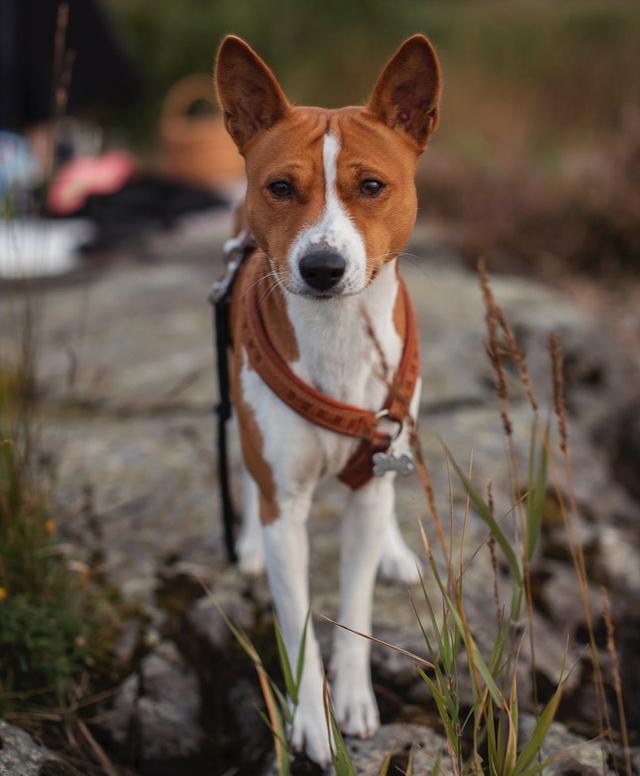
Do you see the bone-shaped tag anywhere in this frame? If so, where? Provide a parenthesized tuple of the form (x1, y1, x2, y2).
(372, 451, 416, 477)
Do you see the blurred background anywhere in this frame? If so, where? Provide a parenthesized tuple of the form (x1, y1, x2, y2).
(2, 0, 639, 281)
(2, 2, 640, 775)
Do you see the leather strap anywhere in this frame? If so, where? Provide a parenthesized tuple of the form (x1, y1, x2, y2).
(241, 258, 420, 489)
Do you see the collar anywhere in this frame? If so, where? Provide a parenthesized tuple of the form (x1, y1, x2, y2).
(240, 254, 420, 489)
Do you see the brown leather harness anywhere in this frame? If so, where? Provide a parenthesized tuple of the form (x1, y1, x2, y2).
(210, 239, 420, 561)
(241, 251, 421, 489)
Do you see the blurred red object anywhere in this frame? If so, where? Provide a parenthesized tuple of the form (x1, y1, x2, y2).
(48, 150, 136, 215)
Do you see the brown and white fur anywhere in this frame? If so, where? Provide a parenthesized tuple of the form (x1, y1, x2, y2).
(215, 34, 441, 765)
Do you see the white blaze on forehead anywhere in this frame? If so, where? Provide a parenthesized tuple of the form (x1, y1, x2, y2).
(288, 131, 367, 294)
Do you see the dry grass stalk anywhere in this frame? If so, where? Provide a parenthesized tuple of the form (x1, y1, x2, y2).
(602, 590, 632, 776)
(478, 260, 512, 438)
(479, 259, 538, 413)
(47, 2, 72, 179)
(409, 425, 448, 560)
(76, 719, 119, 776)
(549, 332, 568, 453)
(478, 260, 533, 646)
(52, 2, 70, 93)
(318, 614, 434, 669)
(547, 451, 612, 763)
(493, 307, 538, 413)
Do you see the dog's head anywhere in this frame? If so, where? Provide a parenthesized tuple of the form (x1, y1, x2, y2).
(216, 35, 441, 298)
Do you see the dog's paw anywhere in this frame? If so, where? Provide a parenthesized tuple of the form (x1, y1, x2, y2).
(379, 542, 422, 585)
(290, 695, 333, 767)
(332, 674, 380, 738)
(236, 533, 265, 576)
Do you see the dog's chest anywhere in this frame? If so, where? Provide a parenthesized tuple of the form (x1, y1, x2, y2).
(237, 260, 406, 482)
(285, 263, 404, 471)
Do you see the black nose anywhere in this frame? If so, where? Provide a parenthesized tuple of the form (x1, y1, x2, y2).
(299, 250, 346, 291)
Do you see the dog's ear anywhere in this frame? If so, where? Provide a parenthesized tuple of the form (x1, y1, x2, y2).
(215, 35, 290, 151)
(366, 34, 441, 150)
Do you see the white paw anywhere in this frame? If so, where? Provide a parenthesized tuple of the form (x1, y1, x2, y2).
(290, 693, 333, 766)
(378, 543, 422, 585)
(332, 673, 380, 738)
(236, 532, 265, 576)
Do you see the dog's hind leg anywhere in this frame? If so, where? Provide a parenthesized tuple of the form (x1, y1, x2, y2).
(236, 467, 264, 576)
(331, 476, 393, 738)
(262, 486, 333, 766)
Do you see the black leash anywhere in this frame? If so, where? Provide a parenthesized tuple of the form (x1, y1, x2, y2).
(208, 232, 256, 564)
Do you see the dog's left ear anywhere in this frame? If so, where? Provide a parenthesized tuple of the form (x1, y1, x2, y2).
(366, 34, 441, 151)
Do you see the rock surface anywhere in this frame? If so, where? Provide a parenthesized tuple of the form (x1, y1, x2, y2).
(99, 641, 202, 763)
(344, 723, 452, 776)
(2, 213, 639, 773)
(0, 721, 79, 776)
(519, 715, 614, 776)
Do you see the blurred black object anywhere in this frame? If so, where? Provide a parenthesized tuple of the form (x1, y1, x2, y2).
(65, 174, 227, 253)
(0, 0, 139, 130)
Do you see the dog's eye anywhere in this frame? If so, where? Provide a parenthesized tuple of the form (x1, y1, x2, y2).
(359, 178, 385, 197)
(267, 180, 294, 199)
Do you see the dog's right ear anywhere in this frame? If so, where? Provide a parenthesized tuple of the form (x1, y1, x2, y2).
(215, 35, 290, 152)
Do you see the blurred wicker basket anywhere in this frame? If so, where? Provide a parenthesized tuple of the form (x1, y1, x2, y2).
(159, 74, 244, 188)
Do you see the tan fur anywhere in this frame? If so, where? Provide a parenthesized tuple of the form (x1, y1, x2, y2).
(393, 266, 407, 339)
(229, 252, 280, 523)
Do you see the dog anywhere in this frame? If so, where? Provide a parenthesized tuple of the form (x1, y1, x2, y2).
(214, 34, 441, 765)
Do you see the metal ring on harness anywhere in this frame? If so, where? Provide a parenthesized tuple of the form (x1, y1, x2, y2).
(374, 408, 404, 443)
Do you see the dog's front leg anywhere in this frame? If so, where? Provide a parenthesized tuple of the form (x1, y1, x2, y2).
(262, 487, 332, 766)
(332, 476, 394, 737)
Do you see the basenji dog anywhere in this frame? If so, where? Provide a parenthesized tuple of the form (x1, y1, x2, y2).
(215, 34, 441, 764)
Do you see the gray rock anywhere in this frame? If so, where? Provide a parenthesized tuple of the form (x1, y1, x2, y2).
(186, 589, 254, 652)
(0, 721, 78, 776)
(343, 723, 452, 775)
(100, 641, 202, 761)
(261, 723, 452, 776)
(137, 642, 202, 759)
(101, 672, 140, 749)
(519, 714, 613, 775)
(7, 217, 639, 769)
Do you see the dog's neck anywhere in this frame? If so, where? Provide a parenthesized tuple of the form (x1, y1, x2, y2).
(261, 256, 405, 411)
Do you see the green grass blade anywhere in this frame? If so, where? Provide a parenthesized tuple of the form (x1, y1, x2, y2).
(418, 668, 460, 755)
(330, 713, 356, 775)
(488, 621, 510, 677)
(429, 566, 503, 706)
(202, 589, 261, 663)
(442, 440, 522, 587)
(515, 682, 563, 774)
(256, 707, 289, 750)
(417, 571, 450, 670)
(295, 609, 311, 696)
(486, 699, 499, 774)
(274, 617, 298, 704)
